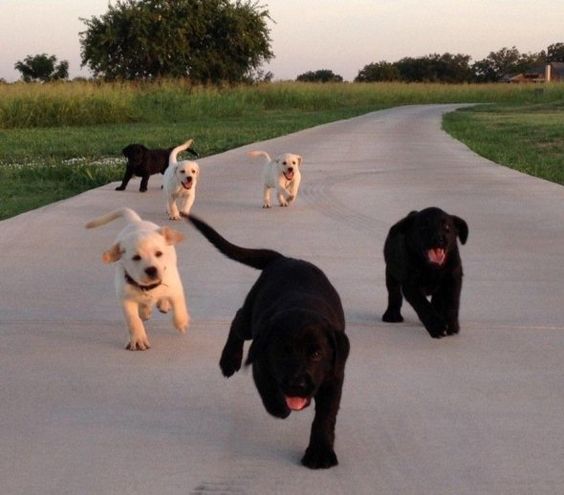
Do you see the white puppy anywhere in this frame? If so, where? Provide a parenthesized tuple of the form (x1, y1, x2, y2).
(164, 139, 200, 220)
(85, 208, 189, 350)
(249, 150, 303, 208)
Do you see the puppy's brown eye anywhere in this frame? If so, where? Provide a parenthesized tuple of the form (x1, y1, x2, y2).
(132, 254, 141, 261)
(155, 251, 163, 258)
(283, 161, 287, 165)
(310, 350, 322, 361)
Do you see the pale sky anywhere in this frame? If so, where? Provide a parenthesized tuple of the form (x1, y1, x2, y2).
(1, 0, 563, 82)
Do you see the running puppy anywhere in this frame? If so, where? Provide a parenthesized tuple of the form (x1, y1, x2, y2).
(118, 143, 198, 192)
(86, 208, 189, 350)
(249, 151, 303, 208)
(382, 207, 469, 338)
(164, 139, 200, 220)
(185, 215, 350, 469)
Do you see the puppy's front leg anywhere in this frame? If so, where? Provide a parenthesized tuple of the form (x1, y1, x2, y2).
(402, 285, 447, 338)
(432, 274, 462, 335)
(167, 197, 181, 221)
(382, 268, 404, 322)
(170, 294, 190, 333)
(220, 308, 249, 376)
(276, 184, 290, 207)
(302, 379, 344, 469)
(115, 169, 133, 191)
(122, 299, 151, 350)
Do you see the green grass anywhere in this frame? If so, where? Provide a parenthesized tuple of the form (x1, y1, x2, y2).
(443, 100, 564, 184)
(1, 80, 563, 220)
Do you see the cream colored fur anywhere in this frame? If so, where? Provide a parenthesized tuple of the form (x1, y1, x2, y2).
(85, 207, 189, 350)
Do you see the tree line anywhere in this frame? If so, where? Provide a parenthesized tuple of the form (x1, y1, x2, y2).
(9, 0, 564, 84)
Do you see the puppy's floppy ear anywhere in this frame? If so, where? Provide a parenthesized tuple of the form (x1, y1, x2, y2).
(158, 226, 184, 245)
(102, 243, 122, 263)
(328, 330, 350, 377)
(452, 215, 469, 244)
(389, 210, 418, 236)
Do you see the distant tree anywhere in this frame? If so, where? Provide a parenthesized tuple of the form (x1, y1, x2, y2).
(80, 0, 273, 83)
(14, 53, 69, 82)
(394, 53, 472, 83)
(296, 69, 343, 82)
(545, 42, 564, 62)
(471, 46, 526, 82)
(355, 61, 400, 82)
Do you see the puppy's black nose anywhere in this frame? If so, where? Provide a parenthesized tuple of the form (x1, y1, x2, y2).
(145, 266, 158, 279)
(287, 167, 294, 173)
(186, 176, 193, 182)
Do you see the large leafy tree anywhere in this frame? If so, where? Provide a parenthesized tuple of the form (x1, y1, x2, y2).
(296, 69, 343, 83)
(79, 0, 273, 83)
(14, 54, 69, 82)
(355, 61, 400, 82)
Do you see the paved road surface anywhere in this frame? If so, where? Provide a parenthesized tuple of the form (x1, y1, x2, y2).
(1, 105, 563, 494)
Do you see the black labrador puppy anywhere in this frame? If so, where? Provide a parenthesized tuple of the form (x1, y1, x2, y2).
(117, 143, 198, 192)
(382, 207, 469, 338)
(186, 215, 350, 469)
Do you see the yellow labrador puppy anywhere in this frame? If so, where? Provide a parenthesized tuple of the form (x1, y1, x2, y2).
(85, 208, 189, 350)
(164, 139, 200, 220)
(249, 150, 303, 208)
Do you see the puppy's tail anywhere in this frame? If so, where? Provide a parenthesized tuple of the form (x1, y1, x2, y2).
(85, 207, 142, 229)
(185, 214, 283, 270)
(169, 139, 194, 167)
(248, 150, 272, 163)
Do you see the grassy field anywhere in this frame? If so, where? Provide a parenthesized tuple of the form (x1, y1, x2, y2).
(443, 100, 564, 184)
(1, 81, 563, 219)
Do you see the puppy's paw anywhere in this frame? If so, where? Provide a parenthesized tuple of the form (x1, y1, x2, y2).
(446, 321, 460, 336)
(382, 309, 403, 323)
(279, 201, 289, 207)
(126, 335, 151, 351)
(262, 203, 271, 209)
(174, 315, 190, 334)
(219, 349, 243, 377)
(157, 299, 171, 314)
(168, 214, 181, 221)
(301, 445, 338, 470)
(426, 318, 448, 339)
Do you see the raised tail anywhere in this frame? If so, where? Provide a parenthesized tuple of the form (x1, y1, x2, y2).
(248, 150, 272, 163)
(185, 215, 283, 270)
(85, 207, 142, 229)
(169, 139, 195, 167)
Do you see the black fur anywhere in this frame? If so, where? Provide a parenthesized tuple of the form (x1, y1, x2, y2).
(382, 207, 468, 338)
(186, 215, 350, 469)
(117, 143, 198, 192)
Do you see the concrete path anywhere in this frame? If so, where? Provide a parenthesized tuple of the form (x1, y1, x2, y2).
(1, 105, 563, 494)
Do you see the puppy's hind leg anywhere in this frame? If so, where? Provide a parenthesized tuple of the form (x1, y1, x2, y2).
(382, 268, 404, 323)
(220, 308, 249, 377)
(263, 186, 272, 208)
(139, 174, 150, 192)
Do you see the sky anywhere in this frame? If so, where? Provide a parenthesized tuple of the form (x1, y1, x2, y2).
(1, 0, 563, 82)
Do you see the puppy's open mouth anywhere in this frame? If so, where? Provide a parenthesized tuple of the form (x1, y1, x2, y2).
(181, 180, 193, 190)
(427, 248, 446, 265)
(283, 171, 294, 181)
(285, 395, 311, 411)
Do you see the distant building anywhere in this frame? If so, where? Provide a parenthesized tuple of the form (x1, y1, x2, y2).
(504, 62, 564, 83)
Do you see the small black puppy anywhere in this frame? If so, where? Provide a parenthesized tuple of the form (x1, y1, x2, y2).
(186, 215, 350, 469)
(382, 207, 469, 338)
(117, 143, 198, 192)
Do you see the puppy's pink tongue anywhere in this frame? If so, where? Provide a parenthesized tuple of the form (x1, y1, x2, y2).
(285, 396, 309, 411)
(428, 248, 446, 265)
